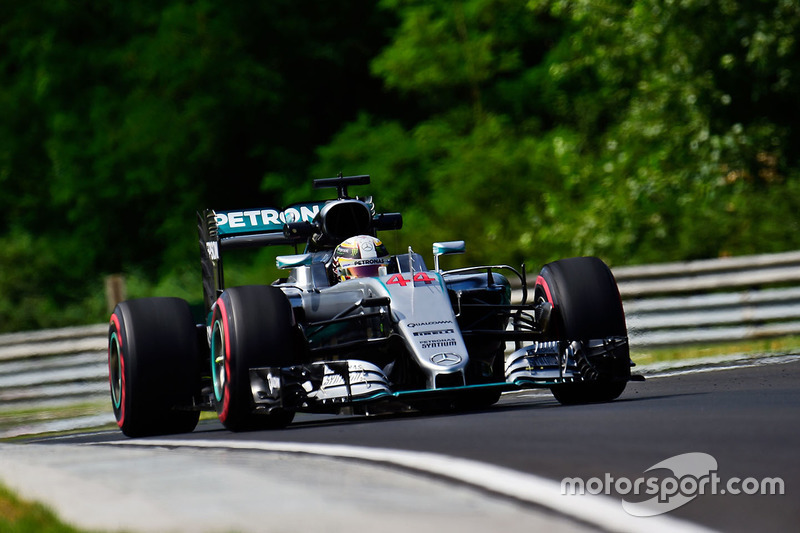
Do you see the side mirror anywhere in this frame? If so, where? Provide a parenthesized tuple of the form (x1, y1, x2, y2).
(432, 241, 465, 271)
(372, 212, 403, 231)
(276, 254, 313, 270)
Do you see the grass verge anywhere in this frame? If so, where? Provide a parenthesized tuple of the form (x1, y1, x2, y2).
(630, 335, 800, 366)
(0, 482, 84, 533)
(0, 400, 111, 441)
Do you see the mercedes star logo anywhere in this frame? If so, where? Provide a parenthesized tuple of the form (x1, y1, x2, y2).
(430, 353, 462, 366)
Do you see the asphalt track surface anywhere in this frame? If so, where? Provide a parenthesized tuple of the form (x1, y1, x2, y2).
(17, 355, 800, 532)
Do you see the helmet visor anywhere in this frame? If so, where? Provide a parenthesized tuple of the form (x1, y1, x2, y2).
(345, 264, 385, 279)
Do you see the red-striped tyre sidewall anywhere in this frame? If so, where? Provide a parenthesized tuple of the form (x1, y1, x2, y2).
(534, 257, 629, 404)
(108, 313, 127, 428)
(210, 286, 296, 431)
(107, 298, 201, 437)
(211, 298, 233, 424)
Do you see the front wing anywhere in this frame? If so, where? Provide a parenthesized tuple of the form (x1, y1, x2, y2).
(249, 336, 635, 414)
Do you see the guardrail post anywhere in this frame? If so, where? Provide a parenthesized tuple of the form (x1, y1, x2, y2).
(104, 274, 127, 312)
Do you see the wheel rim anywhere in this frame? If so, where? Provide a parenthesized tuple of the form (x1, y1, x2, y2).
(211, 319, 226, 402)
(109, 332, 123, 409)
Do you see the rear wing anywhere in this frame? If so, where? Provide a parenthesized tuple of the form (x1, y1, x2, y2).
(212, 202, 326, 249)
(197, 202, 324, 310)
(197, 174, 403, 309)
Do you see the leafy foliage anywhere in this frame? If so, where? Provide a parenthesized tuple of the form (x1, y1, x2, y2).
(1, 0, 799, 331)
(319, 0, 800, 266)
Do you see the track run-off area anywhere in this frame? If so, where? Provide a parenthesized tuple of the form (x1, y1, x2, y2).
(2, 353, 798, 533)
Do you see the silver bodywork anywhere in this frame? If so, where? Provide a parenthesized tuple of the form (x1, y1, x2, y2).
(248, 253, 629, 413)
(195, 176, 638, 417)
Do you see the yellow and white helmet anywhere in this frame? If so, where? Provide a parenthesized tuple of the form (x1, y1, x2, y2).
(333, 235, 390, 281)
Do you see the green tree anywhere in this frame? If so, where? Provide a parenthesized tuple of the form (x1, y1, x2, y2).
(318, 0, 800, 268)
(0, 1, 395, 331)
(2, 0, 800, 331)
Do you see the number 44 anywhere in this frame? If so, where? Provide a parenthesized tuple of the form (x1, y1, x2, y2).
(386, 273, 435, 286)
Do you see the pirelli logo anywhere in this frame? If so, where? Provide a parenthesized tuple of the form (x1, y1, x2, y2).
(413, 329, 455, 337)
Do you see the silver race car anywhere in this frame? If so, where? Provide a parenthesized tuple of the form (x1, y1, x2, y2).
(108, 175, 642, 437)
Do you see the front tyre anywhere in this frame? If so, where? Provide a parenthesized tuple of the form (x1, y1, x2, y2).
(534, 257, 630, 404)
(108, 298, 201, 437)
(211, 286, 297, 431)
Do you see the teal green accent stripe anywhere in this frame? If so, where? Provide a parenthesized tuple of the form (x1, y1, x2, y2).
(211, 319, 224, 402)
(109, 332, 122, 409)
(349, 383, 514, 403)
(350, 391, 393, 403)
(391, 382, 513, 397)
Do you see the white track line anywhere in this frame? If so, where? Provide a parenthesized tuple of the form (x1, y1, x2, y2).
(637, 353, 800, 380)
(103, 439, 717, 533)
(92, 356, 800, 530)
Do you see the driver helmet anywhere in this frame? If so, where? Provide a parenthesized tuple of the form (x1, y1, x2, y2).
(333, 235, 390, 281)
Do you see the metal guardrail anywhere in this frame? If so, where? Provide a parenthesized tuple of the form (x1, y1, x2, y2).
(2, 250, 799, 436)
(508, 250, 800, 348)
(616, 250, 800, 347)
(0, 324, 113, 437)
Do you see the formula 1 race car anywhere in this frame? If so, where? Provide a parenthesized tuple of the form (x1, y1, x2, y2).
(108, 175, 642, 437)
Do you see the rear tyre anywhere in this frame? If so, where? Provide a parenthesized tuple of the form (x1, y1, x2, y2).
(211, 285, 297, 431)
(534, 257, 630, 405)
(108, 298, 201, 437)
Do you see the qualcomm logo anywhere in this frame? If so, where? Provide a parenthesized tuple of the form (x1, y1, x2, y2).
(407, 320, 453, 328)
